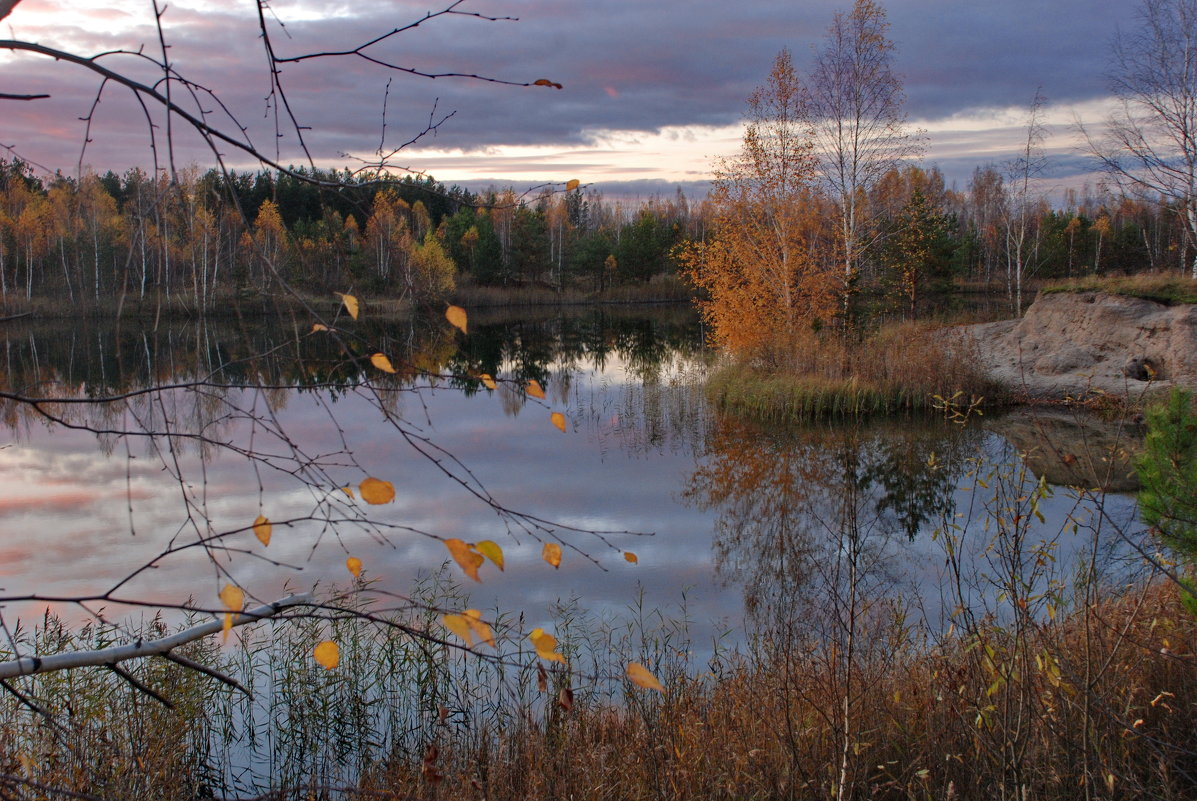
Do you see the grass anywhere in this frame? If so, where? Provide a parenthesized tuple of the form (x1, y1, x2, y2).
(4, 572, 1194, 800)
(704, 320, 1006, 423)
(1041, 272, 1197, 305)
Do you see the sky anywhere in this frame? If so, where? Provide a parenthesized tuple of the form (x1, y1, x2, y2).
(0, 0, 1141, 199)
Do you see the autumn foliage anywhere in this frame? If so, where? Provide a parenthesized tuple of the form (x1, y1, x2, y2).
(677, 51, 838, 359)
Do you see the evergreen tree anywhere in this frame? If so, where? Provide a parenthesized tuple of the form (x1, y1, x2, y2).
(1136, 387, 1197, 611)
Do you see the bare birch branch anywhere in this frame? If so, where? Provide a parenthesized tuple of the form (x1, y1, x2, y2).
(0, 593, 313, 679)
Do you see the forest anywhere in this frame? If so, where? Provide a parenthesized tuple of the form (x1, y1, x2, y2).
(0, 156, 1191, 315)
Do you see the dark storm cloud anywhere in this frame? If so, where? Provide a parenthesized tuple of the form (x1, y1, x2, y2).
(0, 0, 1143, 175)
(890, 0, 1136, 119)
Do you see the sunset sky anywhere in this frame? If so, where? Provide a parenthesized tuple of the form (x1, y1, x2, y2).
(0, 0, 1138, 198)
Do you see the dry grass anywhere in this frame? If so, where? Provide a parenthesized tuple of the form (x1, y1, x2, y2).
(3, 576, 1195, 800)
(351, 581, 1197, 801)
(705, 320, 1006, 422)
(1042, 273, 1197, 305)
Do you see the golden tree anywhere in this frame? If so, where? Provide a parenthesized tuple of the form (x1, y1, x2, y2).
(678, 49, 837, 359)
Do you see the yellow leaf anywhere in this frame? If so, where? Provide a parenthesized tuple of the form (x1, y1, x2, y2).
(219, 583, 244, 612)
(529, 629, 566, 663)
(480, 373, 497, 390)
(565, 179, 580, 192)
(341, 486, 355, 499)
(475, 539, 504, 570)
(222, 612, 233, 638)
(252, 515, 271, 546)
(464, 609, 496, 648)
(626, 662, 664, 692)
(624, 551, 638, 564)
(346, 556, 362, 577)
(445, 305, 468, 334)
(314, 640, 339, 669)
(370, 352, 397, 374)
(533, 78, 563, 89)
(337, 292, 359, 320)
(442, 613, 474, 646)
(445, 538, 484, 582)
(542, 542, 562, 568)
(359, 477, 395, 505)
(311, 323, 329, 333)
(526, 379, 546, 400)
(550, 411, 566, 433)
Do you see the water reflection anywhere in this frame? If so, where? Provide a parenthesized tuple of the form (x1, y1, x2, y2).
(683, 415, 984, 619)
(0, 306, 720, 634)
(0, 306, 1145, 648)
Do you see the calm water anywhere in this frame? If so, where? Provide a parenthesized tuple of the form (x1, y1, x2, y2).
(0, 306, 1143, 648)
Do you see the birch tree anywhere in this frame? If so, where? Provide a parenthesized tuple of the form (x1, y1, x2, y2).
(1084, 0, 1197, 277)
(1003, 91, 1048, 313)
(804, 0, 921, 306)
(677, 50, 836, 360)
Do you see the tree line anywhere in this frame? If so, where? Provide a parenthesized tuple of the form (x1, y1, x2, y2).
(0, 159, 699, 310)
(680, 0, 1196, 360)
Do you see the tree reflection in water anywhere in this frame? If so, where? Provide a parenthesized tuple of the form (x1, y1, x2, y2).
(684, 414, 981, 622)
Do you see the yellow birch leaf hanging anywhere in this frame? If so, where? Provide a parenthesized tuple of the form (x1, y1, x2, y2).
(475, 540, 504, 570)
(337, 292, 359, 320)
(626, 662, 664, 692)
(550, 412, 566, 433)
(480, 374, 497, 390)
(464, 609, 496, 648)
(252, 515, 272, 546)
(314, 640, 339, 669)
(445, 538, 484, 582)
(370, 352, 397, 374)
(219, 584, 243, 640)
(526, 379, 546, 400)
(565, 179, 580, 191)
(542, 542, 562, 568)
(359, 477, 395, 505)
(445, 305, 468, 334)
(442, 613, 474, 646)
(529, 628, 566, 663)
(346, 557, 362, 578)
(624, 551, 638, 564)
(219, 583, 244, 612)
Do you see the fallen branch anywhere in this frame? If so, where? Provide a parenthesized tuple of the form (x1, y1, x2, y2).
(0, 593, 313, 679)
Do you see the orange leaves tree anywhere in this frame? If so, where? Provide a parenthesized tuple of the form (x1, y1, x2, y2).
(677, 50, 837, 361)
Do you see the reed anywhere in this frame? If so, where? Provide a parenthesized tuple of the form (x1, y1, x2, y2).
(706, 320, 1005, 423)
(2, 572, 1194, 799)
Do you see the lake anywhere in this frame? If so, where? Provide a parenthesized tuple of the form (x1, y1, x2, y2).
(0, 304, 1144, 651)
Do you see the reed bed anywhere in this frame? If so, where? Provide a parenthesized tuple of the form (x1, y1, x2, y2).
(2, 571, 1194, 800)
(706, 320, 1005, 423)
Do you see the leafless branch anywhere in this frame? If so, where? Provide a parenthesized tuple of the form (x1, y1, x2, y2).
(0, 593, 314, 679)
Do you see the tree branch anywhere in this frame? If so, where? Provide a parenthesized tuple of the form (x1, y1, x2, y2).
(0, 593, 313, 679)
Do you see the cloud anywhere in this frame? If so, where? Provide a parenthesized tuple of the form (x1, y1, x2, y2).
(0, 0, 1144, 190)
